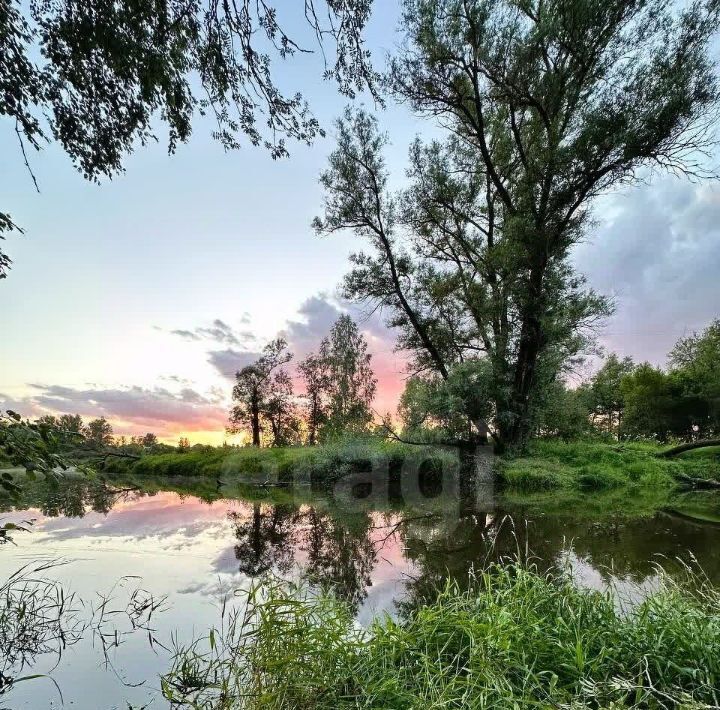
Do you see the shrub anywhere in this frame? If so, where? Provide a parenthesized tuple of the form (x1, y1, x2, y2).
(576, 464, 626, 490)
(497, 458, 567, 490)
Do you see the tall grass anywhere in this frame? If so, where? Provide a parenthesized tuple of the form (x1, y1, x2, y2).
(1, 560, 83, 697)
(498, 439, 720, 493)
(116, 438, 720, 497)
(161, 560, 720, 709)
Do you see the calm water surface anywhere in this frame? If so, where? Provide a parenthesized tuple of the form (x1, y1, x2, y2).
(1, 475, 719, 708)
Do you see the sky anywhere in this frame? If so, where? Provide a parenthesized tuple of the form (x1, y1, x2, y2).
(2, 3, 720, 444)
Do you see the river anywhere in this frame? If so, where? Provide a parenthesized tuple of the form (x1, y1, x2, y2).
(1, 475, 719, 708)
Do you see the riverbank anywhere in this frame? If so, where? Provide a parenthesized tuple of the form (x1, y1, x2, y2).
(497, 439, 720, 491)
(101, 438, 720, 494)
(161, 560, 720, 709)
(103, 438, 457, 484)
(4, 472, 720, 707)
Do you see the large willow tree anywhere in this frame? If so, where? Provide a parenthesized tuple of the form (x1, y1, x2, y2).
(315, 0, 720, 448)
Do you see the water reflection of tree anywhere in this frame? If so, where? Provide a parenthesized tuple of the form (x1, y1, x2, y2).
(230, 503, 300, 576)
(398, 511, 501, 610)
(228, 502, 378, 612)
(0, 478, 130, 518)
(8, 476, 720, 617)
(399, 502, 720, 612)
(505, 510, 720, 586)
(300, 509, 377, 612)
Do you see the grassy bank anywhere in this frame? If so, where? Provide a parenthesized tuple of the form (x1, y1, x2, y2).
(161, 561, 720, 709)
(105, 438, 456, 485)
(497, 439, 720, 492)
(105, 438, 720, 497)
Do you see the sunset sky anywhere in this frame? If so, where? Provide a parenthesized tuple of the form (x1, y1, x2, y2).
(2, 4, 720, 444)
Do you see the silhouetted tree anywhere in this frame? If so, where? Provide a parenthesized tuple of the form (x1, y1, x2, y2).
(231, 503, 299, 577)
(84, 417, 114, 447)
(298, 353, 329, 445)
(319, 315, 377, 437)
(264, 370, 302, 447)
(140, 432, 159, 448)
(58, 414, 83, 434)
(229, 338, 293, 446)
(302, 508, 377, 612)
(588, 355, 636, 436)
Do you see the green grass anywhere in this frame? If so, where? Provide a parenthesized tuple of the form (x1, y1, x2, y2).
(161, 560, 720, 709)
(107, 437, 456, 487)
(498, 439, 720, 493)
(103, 437, 720, 501)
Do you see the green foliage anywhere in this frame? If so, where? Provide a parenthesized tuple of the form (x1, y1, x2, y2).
(83, 417, 114, 447)
(399, 361, 494, 441)
(228, 315, 379, 447)
(669, 319, 720, 436)
(0, 410, 80, 495)
(564, 322, 720, 443)
(576, 465, 626, 491)
(497, 439, 717, 493)
(2, 0, 378, 277)
(113, 437, 454, 488)
(619, 364, 708, 442)
(229, 338, 296, 447)
(531, 380, 594, 441)
(96, 436, 720, 498)
(297, 353, 329, 446)
(496, 457, 569, 491)
(161, 561, 720, 708)
(139, 432, 158, 448)
(318, 315, 377, 439)
(587, 354, 636, 435)
(316, 0, 720, 448)
(131, 450, 229, 477)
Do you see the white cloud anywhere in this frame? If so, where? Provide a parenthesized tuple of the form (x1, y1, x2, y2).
(574, 177, 720, 365)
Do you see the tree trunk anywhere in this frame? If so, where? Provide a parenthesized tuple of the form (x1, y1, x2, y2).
(458, 444, 479, 517)
(504, 259, 547, 449)
(674, 473, 720, 489)
(251, 400, 261, 447)
(658, 439, 720, 458)
(472, 418, 490, 445)
(308, 395, 319, 446)
(506, 316, 542, 446)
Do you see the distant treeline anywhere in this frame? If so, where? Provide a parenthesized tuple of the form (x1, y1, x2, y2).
(532, 321, 720, 442)
(399, 319, 720, 445)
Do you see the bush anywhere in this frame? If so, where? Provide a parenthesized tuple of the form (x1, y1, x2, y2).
(497, 458, 568, 490)
(576, 464, 626, 490)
